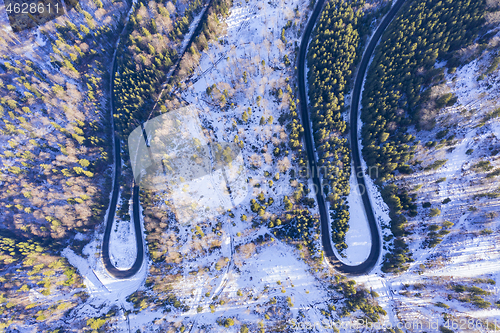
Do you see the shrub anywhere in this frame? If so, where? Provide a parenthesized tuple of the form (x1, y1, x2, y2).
(428, 237, 442, 248)
(429, 225, 442, 231)
(442, 221, 454, 228)
(224, 318, 235, 327)
(486, 56, 500, 75)
(425, 159, 448, 171)
(472, 160, 493, 172)
(435, 301, 449, 308)
(429, 208, 441, 217)
(426, 141, 437, 148)
(469, 286, 490, 295)
(398, 164, 412, 174)
(453, 284, 467, 292)
(486, 168, 500, 178)
(481, 228, 494, 235)
(435, 93, 457, 109)
(472, 296, 491, 309)
(436, 129, 449, 140)
(483, 107, 500, 122)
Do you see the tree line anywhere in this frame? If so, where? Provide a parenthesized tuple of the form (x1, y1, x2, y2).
(361, 0, 485, 273)
(0, 2, 125, 324)
(307, 0, 366, 252)
(112, 0, 232, 221)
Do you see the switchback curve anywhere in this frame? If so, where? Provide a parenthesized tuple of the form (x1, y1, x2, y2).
(102, 0, 214, 278)
(297, 0, 406, 274)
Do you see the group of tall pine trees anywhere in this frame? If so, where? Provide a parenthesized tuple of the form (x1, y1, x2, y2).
(361, 0, 485, 272)
(307, 0, 366, 253)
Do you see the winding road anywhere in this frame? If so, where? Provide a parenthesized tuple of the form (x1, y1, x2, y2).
(297, 0, 405, 274)
(103, 0, 405, 278)
(102, 1, 214, 279)
(101, 2, 144, 277)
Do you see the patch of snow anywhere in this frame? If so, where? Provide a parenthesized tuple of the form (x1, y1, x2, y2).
(451, 59, 484, 107)
(74, 232, 86, 241)
(109, 197, 137, 269)
(180, 240, 329, 330)
(334, 162, 372, 265)
(63, 237, 148, 307)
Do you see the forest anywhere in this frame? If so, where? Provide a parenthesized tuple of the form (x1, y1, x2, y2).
(0, 0, 400, 328)
(361, 0, 486, 272)
(113, 0, 233, 141)
(113, 0, 201, 140)
(306, 0, 366, 252)
(0, 0, 131, 328)
(0, 0, 235, 326)
(111, 0, 232, 222)
(0, 2, 119, 244)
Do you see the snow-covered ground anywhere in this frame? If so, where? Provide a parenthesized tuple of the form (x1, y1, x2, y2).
(62, 192, 148, 309)
(63, 243, 148, 306)
(109, 196, 137, 269)
(334, 162, 372, 265)
(352, 34, 500, 327)
(111, 0, 361, 330)
(57, 2, 500, 331)
(172, 241, 329, 331)
(61, 205, 149, 330)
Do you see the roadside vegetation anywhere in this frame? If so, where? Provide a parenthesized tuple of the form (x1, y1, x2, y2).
(361, 0, 486, 273)
(112, 0, 232, 221)
(126, 0, 389, 328)
(113, 0, 233, 141)
(0, 0, 130, 329)
(306, 0, 368, 253)
(398, 278, 498, 314)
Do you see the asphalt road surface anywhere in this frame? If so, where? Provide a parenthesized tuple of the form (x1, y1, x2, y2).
(102, 0, 406, 278)
(297, 0, 406, 274)
(102, 0, 216, 279)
